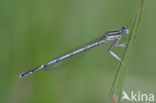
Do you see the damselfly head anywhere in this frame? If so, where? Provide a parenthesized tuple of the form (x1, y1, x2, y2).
(121, 25, 129, 34)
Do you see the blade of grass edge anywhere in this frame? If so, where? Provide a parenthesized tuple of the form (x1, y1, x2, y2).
(108, 0, 145, 103)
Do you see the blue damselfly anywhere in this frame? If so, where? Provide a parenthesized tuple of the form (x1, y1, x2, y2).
(20, 25, 129, 78)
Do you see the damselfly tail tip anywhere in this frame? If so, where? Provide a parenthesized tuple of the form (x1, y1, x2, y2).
(19, 71, 32, 78)
(19, 73, 26, 78)
(19, 65, 44, 78)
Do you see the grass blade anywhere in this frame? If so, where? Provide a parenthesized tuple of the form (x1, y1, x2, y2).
(109, 0, 145, 102)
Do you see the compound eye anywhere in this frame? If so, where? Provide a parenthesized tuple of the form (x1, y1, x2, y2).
(125, 29, 129, 34)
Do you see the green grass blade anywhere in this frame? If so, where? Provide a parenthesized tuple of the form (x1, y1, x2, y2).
(109, 0, 145, 103)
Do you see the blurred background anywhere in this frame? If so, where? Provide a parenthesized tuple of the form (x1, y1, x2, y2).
(0, 0, 155, 103)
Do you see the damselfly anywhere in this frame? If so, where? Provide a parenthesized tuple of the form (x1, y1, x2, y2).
(20, 25, 129, 78)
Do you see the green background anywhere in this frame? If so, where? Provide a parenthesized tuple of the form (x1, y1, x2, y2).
(0, 0, 155, 103)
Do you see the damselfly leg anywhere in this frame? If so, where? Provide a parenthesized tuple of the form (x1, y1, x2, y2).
(108, 36, 127, 65)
